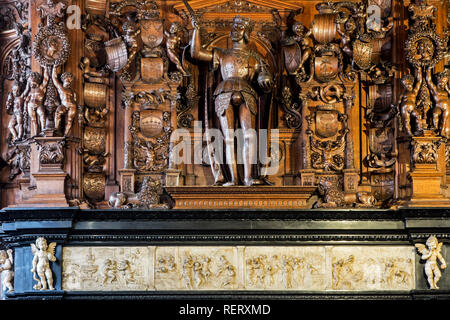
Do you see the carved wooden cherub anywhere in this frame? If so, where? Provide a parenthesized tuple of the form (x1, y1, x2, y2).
(0, 249, 14, 293)
(292, 21, 313, 75)
(415, 236, 447, 289)
(165, 22, 189, 76)
(31, 237, 57, 290)
(336, 17, 356, 60)
(398, 68, 423, 136)
(121, 14, 141, 81)
(26, 69, 49, 136)
(6, 81, 30, 142)
(426, 67, 450, 138)
(52, 66, 77, 136)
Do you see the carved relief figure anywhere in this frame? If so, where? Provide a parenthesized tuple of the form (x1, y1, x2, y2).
(216, 255, 236, 288)
(0, 249, 14, 294)
(101, 259, 117, 285)
(165, 22, 189, 76)
(25, 69, 49, 136)
(121, 14, 141, 81)
(315, 178, 345, 208)
(398, 68, 423, 136)
(182, 255, 194, 289)
(292, 22, 314, 77)
(52, 66, 77, 136)
(332, 255, 363, 290)
(6, 81, 30, 142)
(426, 67, 450, 138)
(190, 14, 273, 186)
(31, 237, 57, 290)
(416, 236, 447, 289)
(336, 18, 356, 60)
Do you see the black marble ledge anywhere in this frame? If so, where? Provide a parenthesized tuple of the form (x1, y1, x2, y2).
(0, 207, 449, 246)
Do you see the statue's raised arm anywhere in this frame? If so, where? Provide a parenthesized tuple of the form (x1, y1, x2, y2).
(189, 17, 213, 62)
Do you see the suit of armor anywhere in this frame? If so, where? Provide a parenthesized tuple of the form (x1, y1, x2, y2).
(191, 15, 272, 186)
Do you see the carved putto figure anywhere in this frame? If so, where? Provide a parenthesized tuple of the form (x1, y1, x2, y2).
(190, 14, 273, 186)
(291, 21, 314, 76)
(6, 81, 30, 142)
(25, 69, 49, 136)
(415, 236, 447, 289)
(0, 249, 14, 294)
(165, 22, 189, 76)
(31, 237, 57, 290)
(398, 68, 423, 136)
(215, 255, 236, 288)
(52, 66, 77, 136)
(121, 14, 141, 81)
(426, 67, 450, 138)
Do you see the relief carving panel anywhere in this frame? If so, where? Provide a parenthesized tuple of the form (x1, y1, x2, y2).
(62, 245, 416, 291)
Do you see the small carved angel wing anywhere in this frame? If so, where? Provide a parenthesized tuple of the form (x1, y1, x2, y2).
(415, 243, 429, 255)
(47, 242, 57, 262)
(437, 242, 443, 253)
(30, 243, 38, 256)
(7, 249, 13, 264)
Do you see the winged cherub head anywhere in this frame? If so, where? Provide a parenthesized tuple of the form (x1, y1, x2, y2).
(36, 237, 48, 251)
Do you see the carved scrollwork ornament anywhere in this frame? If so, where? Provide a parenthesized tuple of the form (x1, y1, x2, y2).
(36, 139, 66, 168)
(6, 145, 30, 181)
(129, 111, 172, 172)
(281, 86, 302, 129)
(177, 84, 197, 128)
(412, 140, 441, 164)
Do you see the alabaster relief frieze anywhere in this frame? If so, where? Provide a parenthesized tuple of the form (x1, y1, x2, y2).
(62, 246, 416, 291)
(62, 247, 152, 291)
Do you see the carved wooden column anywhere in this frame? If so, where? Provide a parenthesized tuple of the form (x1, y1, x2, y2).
(343, 93, 358, 201)
(119, 89, 137, 194)
(299, 94, 315, 186)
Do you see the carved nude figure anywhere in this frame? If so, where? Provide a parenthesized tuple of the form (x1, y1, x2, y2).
(182, 255, 194, 289)
(25, 69, 49, 136)
(121, 15, 141, 81)
(399, 67, 423, 136)
(0, 249, 14, 294)
(336, 18, 356, 59)
(292, 21, 314, 75)
(31, 237, 57, 290)
(52, 66, 77, 136)
(101, 259, 117, 285)
(426, 67, 450, 138)
(165, 22, 189, 76)
(216, 255, 236, 288)
(6, 81, 30, 141)
(416, 236, 447, 289)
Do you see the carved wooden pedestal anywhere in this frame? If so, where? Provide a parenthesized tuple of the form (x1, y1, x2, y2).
(407, 133, 450, 207)
(14, 137, 68, 207)
(166, 186, 316, 209)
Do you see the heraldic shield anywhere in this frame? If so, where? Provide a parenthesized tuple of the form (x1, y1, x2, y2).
(315, 110, 340, 139)
(140, 19, 164, 49)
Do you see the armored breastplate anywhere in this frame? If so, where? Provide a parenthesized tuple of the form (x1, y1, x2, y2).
(220, 49, 256, 81)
